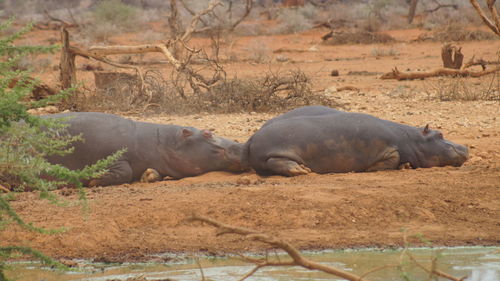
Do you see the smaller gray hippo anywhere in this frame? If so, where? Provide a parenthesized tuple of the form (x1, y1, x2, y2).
(244, 107, 469, 176)
(43, 112, 245, 186)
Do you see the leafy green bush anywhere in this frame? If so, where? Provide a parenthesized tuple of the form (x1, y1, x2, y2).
(0, 19, 123, 280)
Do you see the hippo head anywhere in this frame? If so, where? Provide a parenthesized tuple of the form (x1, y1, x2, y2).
(168, 128, 245, 176)
(414, 125, 469, 168)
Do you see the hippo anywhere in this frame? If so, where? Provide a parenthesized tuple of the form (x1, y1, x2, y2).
(43, 112, 244, 186)
(243, 108, 469, 176)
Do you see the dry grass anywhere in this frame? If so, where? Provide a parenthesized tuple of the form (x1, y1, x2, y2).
(371, 47, 399, 57)
(72, 70, 340, 114)
(425, 72, 500, 101)
(416, 24, 498, 42)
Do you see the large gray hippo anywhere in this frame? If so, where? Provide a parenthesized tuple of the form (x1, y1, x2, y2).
(43, 112, 244, 186)
(243, 107, 469, 176)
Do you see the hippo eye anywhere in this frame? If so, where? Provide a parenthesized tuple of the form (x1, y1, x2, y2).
(438, 133, 443, 139)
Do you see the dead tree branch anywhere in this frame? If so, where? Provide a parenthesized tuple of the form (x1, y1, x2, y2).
(424, 0, 458, 13)
(178, 0, 252, 33)
(380, 66, 500, 80)
(469, 0, 500, 36)
(188, 214, 372, 281)
(181, 1, 223, 42)
(228, 0, 253, 32)
(463, 55, 500, 70)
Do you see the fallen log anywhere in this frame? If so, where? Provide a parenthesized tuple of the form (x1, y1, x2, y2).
(380, 66, 500, 80)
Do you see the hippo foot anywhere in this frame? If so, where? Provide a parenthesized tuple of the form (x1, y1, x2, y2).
(88, 179, 99, 187)
(266, 157, 311, 177)
(398, 162, 412, 170)
(140, 168, 161, 183)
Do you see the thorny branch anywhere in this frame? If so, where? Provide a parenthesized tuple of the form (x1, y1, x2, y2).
(463, 55, 500, 70)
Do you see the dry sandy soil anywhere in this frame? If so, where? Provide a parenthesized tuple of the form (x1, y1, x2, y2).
(1, 25, 499, 263)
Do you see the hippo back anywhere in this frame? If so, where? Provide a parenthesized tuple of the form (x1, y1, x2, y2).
(262, 106, 342, 127)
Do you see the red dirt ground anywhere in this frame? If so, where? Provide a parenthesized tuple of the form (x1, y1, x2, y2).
(1, 25, 499, 262)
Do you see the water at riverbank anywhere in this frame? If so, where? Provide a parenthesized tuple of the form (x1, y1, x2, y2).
(8, 247, 499, 281)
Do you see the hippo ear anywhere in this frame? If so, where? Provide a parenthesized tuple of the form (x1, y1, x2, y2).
(182, 128, 194, 138)
(202, 130, 213, 139)
(422, 124, 430, 135)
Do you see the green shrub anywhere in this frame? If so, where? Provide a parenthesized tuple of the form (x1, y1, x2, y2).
(0, 19, 123, 280)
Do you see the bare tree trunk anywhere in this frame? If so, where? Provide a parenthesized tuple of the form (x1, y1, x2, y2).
(59, 28, 76, 90)
(407, 0, 419, 24)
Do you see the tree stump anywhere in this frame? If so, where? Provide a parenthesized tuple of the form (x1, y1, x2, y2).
(441, 43, 464, 69)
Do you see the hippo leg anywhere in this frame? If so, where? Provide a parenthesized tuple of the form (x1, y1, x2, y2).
(365, 148, 400, 172)
(266, 157, 311, 176)
(88, 160, 134, 187)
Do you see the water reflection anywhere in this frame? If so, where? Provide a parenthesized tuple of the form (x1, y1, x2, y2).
(8, 247, 500, 281)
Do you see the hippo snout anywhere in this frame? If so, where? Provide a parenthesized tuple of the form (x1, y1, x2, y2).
(450, 143, 469, 166)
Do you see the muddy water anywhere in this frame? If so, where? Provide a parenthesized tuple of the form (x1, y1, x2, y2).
(8, 247, 499, 281)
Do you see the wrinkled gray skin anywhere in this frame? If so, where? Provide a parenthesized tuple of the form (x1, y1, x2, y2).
(262, 106, 341, 127)
(43, 112, 244, 186)
(244, 107, 469, 176)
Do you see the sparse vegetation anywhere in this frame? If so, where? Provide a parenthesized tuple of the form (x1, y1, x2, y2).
(273, 6, 314, 34)
(245, 38, 272, 63)
(76, 69, 339, 114)
(371, 47, 400, 57)
(79, 0, 142, 42)
(417, 23, 498, 42)
(92, 0, 141, 30)
(203, 70, 338, 113)
(425, 73, 500, 101)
